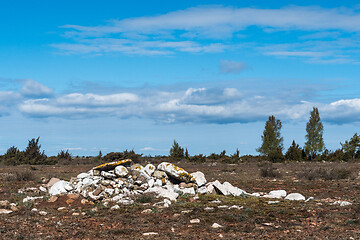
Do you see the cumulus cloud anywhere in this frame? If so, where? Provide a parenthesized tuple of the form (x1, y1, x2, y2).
(21, 79, 53, 98)
(219, 60, 248, 73)
(14, 84, 360, 125)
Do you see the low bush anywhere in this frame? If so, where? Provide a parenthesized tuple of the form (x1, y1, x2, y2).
(189, 154, 206, 163)
(299, 167, 354, 180)
(258, 162, 281, 178)
(5, 170, 35, 181)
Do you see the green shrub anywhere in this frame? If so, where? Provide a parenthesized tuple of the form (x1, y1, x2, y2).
(102, 150, 142, 163)
(258, 162, 281, 178)
(189, 154, 206, 163)
(299, 167, 354, 180)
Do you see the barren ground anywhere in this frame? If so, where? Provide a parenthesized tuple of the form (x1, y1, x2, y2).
(0, 160, 359, 239)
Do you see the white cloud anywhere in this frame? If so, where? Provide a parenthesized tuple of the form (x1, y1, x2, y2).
(21, 79, 53, 98)
(53, 5, 360, 60)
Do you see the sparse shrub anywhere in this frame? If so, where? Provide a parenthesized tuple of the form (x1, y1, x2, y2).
(5, 170, 36, 181)
(169, 140, 184, 161)
(189, 154, 206, 163)
(57, 150, 72, 160)
(258, 162, 281, 178)
(102, 150, 142, 163)
(299, 167, 353, 180)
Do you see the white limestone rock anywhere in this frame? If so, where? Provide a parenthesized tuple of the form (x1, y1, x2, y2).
(77, 173, 89, 179)
(49, 181, 73, 195)
(263, 190, 287, 199)
(144, 164, 156, 176)
(212, 180, 229, 195)
(222, 182, 246, 196)
(146, 186, 179, 201)
(157, 162, 194, 183)
(331, 200, 352, 206)
(191, 171, 207, 187)
(0, 209, 12, 214)
(179, 187, 196, 195)
(46, 178, 61, 188)
(285, 193, 305, 201)
(101, 171, 116, 179)
(114, 165, 129, 177)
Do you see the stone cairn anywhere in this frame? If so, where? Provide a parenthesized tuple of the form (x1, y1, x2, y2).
(48, 159, 250, 207)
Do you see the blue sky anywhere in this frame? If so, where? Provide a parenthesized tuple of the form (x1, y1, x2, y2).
(1, 1, 360, 156)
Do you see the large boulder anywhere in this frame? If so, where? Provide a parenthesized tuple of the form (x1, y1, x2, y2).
(157, 162, 194, 183)
(49, 181, 73, 196)
(114, 165, 129, 177)
(146, 186, 179, 201)
(144, 164, 156, 176)
(285, 193, 305, 201)
(93, 159, 132, 171)
(191, 171, 207, 187)
(263, 190, 287, 199)
(130, 164, 151, 180)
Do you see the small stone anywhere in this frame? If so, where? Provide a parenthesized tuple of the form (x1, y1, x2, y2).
(72, 212, 80, 216)
(67, 193, 79, 199)
(39, 211, 47, 216)
(101, 171, 116, 179)
(0, 209, 12, 214)
(179, 182, 186, 188)
(46, 178, 61, 188)
(81, 199, 89, 205)
(141, 209, 152, 214)
(0, 200, 9, 208)
(110, 205, 120, 210)
(48, 196, 58, 203)
(267, 201, 280, 204)
(10, 205, 19, 211)
(143, 232, 158, 236)
(57, 207, 66, 211)
(31, 208, 38, 212)
(181, 210, 192, 214)
(66, 199, 74, 205)
(39, 186, 47, 192)
(204, 207, 214, 211)
(190, 218, 200, 224)
(212, 223, 223, 228)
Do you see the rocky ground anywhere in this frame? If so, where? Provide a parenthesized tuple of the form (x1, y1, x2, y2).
(0, 160, 359, 239)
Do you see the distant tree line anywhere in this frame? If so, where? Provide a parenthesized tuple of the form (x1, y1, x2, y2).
(1, 106, 359, 166)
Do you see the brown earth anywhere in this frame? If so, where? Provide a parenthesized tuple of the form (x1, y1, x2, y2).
(0, 161, 359, 239)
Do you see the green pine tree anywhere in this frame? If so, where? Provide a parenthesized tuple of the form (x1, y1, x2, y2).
(257, 115, 283, 157)
(285, 140, 303, 161)
(341, 133, 360, 161)
(304, 107, 325, 160)
(169, 140, 184, 161)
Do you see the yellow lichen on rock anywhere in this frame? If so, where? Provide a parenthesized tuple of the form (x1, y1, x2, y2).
(93, 159, 132, 171)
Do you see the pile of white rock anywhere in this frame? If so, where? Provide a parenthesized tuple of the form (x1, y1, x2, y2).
(48, 159, 248, 206)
